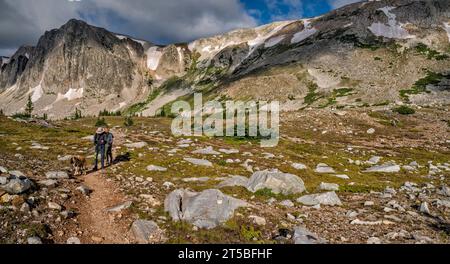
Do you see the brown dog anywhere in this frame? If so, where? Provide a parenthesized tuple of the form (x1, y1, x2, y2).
(70, 155, 87, 176)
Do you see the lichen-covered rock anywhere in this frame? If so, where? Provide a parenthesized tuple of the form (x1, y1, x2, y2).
(293, 226, 327, 244)
(246, 171, 306, 195)
(1, 175, 33, 194)
(164, 189, 249, 229)
(296, 192, 342, 206)
(131, 220, 165, 244)
(217, 175, 248, 188)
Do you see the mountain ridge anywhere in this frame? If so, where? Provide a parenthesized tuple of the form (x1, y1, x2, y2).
(1, 0, 449, 119)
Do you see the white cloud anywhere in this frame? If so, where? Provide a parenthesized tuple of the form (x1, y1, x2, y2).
(0, 0, 257, 55)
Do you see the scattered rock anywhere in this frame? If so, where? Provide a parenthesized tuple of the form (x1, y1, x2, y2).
(82, 135, 94, 141)
(364, 163, 400, 173)
(217, 175, 248, 188)
(146, 165, 168, 172)
(293, 226, 326, 244)
(30, 142, 49, 150)
(219, 148, 239, 154)
(296, 192, 342, 206)
(192, 146, 220, 155)
(291, 163, 307, 170)
(76, 185, 92, 196)
(350, 219, 394, 225)
(246, 171, 306, 195)
(106, 201, 132, 212)
(319, 182, 339, 191)
(163, 182, 175, 189)
(0, 166, 8, 174)
(0, 176, 8, 185)
(38, 179, 58, 188)
(27, 236, 43, 244)
(437, 185, 450, 197)
(436, 199, 450, 208)
(184, 158, 213, 167)
(2, 175, 33, 194)
(164, 189, 249, 229)
(367, 156, 381, 165)
(367, 237, 381, 244)
(124, 142, 148, 149)
(67, 237, 81, 244)
(9, 170, 25, 177)
(249, 215, 266, 226)
(279, 200, 295, 208)
(315, 163, 335, 174)
(367, 128, 375, 134)
(334, 174, 350, 180)
(20, 203, 30, 213)
(182, 177, 210, 183)
(46, 171, 69, 179)
(364, 201, 375, 207)
(48, 202, 62, 211)
(131, 220, 165, 244)
(57, 155, 72, 161)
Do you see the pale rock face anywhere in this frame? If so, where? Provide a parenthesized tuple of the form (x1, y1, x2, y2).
(164, 189, 249, 229)
(368, 6, 415, 39)
(146, 47, 163, 71)
(291, 20, 318, 44)
(443, 22, 450, 42)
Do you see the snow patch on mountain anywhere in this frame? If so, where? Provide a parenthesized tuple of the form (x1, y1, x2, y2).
(368, 6, 415, 39)
(291, 20, 318, 44)
(146, 47, 163, 70)
(56, 88, 84, 102)
(31, 84, 43, 103)
(248, 22, 289, 48)
(265, 35, 286, 48)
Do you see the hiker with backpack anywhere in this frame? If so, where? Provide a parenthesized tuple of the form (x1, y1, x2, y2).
(93, 127, 107, 171)
(104, 127, 114, 166)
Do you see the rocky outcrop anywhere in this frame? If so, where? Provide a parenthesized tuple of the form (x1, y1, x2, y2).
(164, 189, 249, 229)
(0, 46, 34, 90)
(0, 19, 148, 118)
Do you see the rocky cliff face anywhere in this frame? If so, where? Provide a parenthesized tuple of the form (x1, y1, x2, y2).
(0, 46, 34, 92)
(1, 0, 450, 118)
(0, 19, 150, 118)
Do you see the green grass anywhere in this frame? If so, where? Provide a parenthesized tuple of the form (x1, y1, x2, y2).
(400, 71, 446, 101)
(393, 106, 415, 115)
(415, 43, 449, 60)
(304, 82, 323, 105)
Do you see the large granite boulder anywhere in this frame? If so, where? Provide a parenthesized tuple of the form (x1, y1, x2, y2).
(246, 171, 306, 195)
(164, 189, 249, 229)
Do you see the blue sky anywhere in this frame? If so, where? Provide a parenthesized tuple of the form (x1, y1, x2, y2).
(0, 0, 360, 56)
(242, 0, 337, 24)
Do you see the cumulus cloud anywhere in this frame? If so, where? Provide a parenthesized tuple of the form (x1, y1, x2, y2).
(0, 0, 257, 56)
